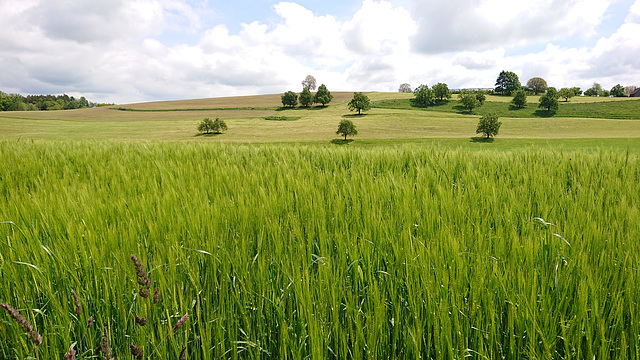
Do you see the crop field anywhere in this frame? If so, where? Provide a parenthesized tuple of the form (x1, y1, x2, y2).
(1, 93, 640, 359)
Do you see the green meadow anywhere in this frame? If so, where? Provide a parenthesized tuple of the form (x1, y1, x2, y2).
(1, 93, 640, 359)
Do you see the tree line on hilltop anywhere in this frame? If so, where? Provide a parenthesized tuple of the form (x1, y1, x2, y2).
(0, 91, 104, 111)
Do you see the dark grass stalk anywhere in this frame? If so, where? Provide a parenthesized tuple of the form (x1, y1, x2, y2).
(148, 312, 188, 359)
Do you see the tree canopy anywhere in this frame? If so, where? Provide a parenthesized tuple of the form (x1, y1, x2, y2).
(336, 119, 358, 141)
(476, 113, 502, 139)
(301, 75, 317, 91)
(558, 88, 575, 102)
(495, 71, 521, 95)
(538, 87, 559, 112)
(459, 91, 481, 113)
(610, 84, 625, 97)
(281, 91, 298, 107)
(526, 77, 548, 95)
(584, 83, 603, 96)
(198, 118, 228, 134)
(347, 92, 371, 115)
(299, 88, 313, 107)
(433, 83, 451, 102)
(314, 84, 333, 106)
(413, 84, 436, 107)
(511, 89, 527, 108)
(398, 83, 412, 93)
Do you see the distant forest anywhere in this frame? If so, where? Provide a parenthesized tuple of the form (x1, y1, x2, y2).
(0, 91, 107, 111)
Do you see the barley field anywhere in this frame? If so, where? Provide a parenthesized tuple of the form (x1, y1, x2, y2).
(1, 140, 639, 359)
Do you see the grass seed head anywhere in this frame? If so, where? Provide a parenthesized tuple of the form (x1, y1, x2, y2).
(130, 344, 144, 359)
(100, 326, 113, 360)
(173, 312, 188, 332)
(153, 288, 160, 303)
(179, 346, 186, 360)
(64, 344, 77, 360)
(1, 303, 42, 346)
(71, 290, 81, 317)
(139, 288, 150, 298)
(135, 314, 147, 326)
(87, 316, 94, 328)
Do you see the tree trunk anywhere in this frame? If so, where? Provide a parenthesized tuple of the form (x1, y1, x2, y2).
(344, 134, 347, 141)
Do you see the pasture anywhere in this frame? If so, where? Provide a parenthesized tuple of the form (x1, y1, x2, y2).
(1, 93, 640, 359)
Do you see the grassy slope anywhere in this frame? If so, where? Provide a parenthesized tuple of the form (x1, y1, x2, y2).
(0, 92, 639, 148)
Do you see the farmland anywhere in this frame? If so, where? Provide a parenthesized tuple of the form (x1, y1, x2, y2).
(1, 93, 640, 359)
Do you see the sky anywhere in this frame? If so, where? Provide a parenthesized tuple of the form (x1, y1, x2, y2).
(1, 0, 639, 104)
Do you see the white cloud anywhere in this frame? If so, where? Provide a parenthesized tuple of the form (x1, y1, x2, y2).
(627, 0, 640, 22)
(410, 0, 611, 53)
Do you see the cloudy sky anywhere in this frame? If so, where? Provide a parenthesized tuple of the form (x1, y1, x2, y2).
(1, 0, 639, 104)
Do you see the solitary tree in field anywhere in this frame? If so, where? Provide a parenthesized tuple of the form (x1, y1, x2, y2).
(398, 83, 412, 93)
(476, 113, 501, 139)
(526, 77, 548, 95)
(571, 87, 582, 96)
(459, 91, 481, 113)
(314, 84, 333, 106)
(299, 88, 313, 107)
(281, 91, 298, 107)
(512, 89, 527, 108)
(302, 75, 317, 91)
(433, 82, 451, 102)
(558, 88, 575, 102)
(495, 70, 521, 95)
(347, 92, 371, 115)
(336, 119, 358, 141)
(198, 118, 228, 134)
(539, 87, 559, 112)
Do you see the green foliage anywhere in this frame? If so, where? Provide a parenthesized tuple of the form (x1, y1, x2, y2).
(476, 90, 486, 105)
(495, 70, 521, 95)
(281, 91, 298, 107)
(347, 92, 371, 115)
(584, 83, 603, 97)
(198, 117, 227, 134)
(2, 141, 640, 359)
(558, 88, 575, 102)
(314, 84, 333, 106)
(433, 82, 451, 101)
(299, 88, 314, 107)
(459, 91, 482, 113)
(526, 77, 548, 95)
(476, 112, 501, 138)
(610, 84, 625, 97)
(0, 92, 94, 111)
(539, 87, 559, 112)
(512, 89, 528, 108)
(413, 84, 436, 107)
(264, 115, 301, 121)
(336, 119, 358, 140)
(571, 87, 583, 96)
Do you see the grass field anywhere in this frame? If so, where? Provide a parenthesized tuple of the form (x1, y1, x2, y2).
(1, 92, 640, 359)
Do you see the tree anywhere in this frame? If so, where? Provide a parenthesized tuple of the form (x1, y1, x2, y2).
(558, 88, 575, 102)
(476, 113, 502, 139)
(538, 87, 559, 112)
(584, 83, 603, 96)
(476, 90, 486, 105)
(512, 89, 527, 108)
(433, 82, 451, 102)
(281, 91, 298, 107)
(526, 77, 548, 95)
(459, 91, 481, 113)
(302, 75, 317, 91)
(198, 118, 227, 134)
(347, 92, 371, 115)
(398, 83, 412, 93)
(198, 118, 215, 134)
(299, 88, 313, 107)
(571, 87, 582, 96)
(610, 84, 625, 97)
(336, 119, 358, 141)
(211, 118, 228, 133)
(624, 86, 637, 96)
(495, 71, 521, 95)
(413, 84, 436, 107)
(314, 84, 333, 106)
